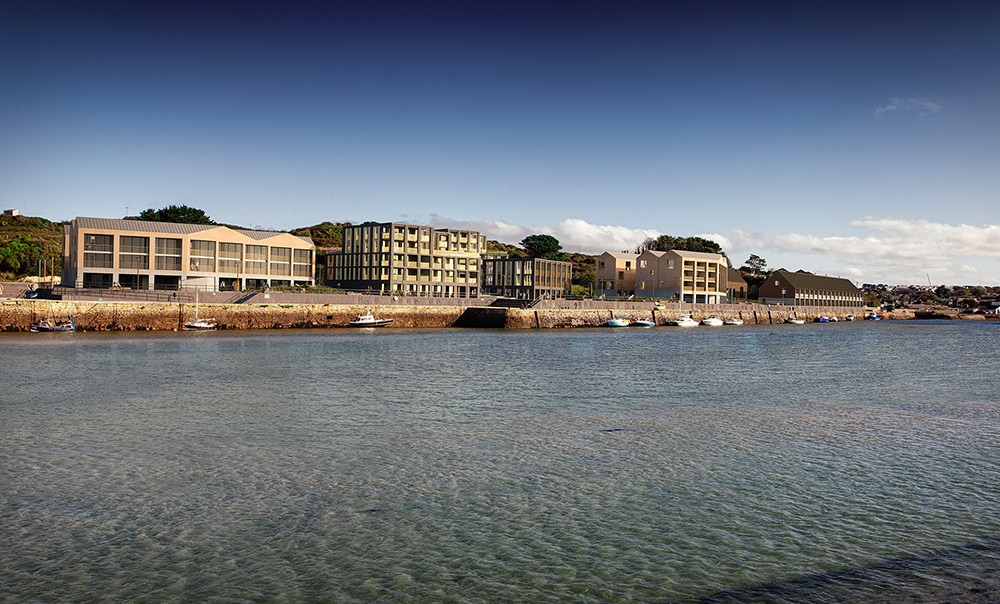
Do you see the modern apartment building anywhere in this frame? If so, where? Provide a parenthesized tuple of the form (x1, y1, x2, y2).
(326, 222, 486, 297)
(758, 270, 864, 307)
(634, 249, 729, 304)
(480, 257, 573, 300)
(62, 217, 316, 291)
(594, 252, 638, 298)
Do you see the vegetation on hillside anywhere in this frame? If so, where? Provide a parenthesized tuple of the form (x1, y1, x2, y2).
(0, 215, 64, 281)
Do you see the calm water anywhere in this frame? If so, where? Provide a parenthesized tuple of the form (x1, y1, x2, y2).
(2, 321, 1000, 603)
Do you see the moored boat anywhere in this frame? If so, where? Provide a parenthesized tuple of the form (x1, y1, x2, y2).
(701, 315, 723, 326)
(631, 318, 655, 327)
(668, 315, 699, 327)
(785, 317, 805, 325)
(723, 317, 744, 325)
(607, 318, 630, 327)
(350, 314, 393, 327)
(30, 317, 76, 332)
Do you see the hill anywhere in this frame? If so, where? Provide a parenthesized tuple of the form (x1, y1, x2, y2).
(0, 215, 65, 281)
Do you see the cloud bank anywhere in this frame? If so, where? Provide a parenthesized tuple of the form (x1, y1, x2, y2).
(430, 215, 999, 285)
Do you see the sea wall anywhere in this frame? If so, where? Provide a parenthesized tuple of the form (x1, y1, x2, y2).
(1, 299, 875, 332)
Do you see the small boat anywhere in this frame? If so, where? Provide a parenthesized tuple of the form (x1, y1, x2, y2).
(701, 315, 724, 326)
(846, 315, 856, 321)
(631, 318, 655, 327)
(185, 292, 217, 330)
(185, 318, 217, 330)
(865, 312, 880, 320)
(829, 316, 838, 322)
(815, 316, 830, 323)
(30, 317, 76, 332)
(785, 317, 805, 325)
(350, 314, 393, 327)
(607, 318, 630, 327)
(723, 317, 744, 325)
(668, 316, 699, 327)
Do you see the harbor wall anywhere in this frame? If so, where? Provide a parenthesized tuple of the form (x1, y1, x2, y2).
(1, 299, 879, 332)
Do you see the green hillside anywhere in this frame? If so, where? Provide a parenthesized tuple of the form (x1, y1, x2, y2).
(0, 215, 65, 281)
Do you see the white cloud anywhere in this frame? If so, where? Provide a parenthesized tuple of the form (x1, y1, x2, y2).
(428, 215, 660, 255)
(874, 97, 943, 116)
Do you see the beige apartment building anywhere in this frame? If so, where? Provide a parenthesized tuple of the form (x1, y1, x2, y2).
(594, 252, 638, 298)
(634, 249, 729, 303)
(327, 222, 486, 297)
(62, 217, 316, 291)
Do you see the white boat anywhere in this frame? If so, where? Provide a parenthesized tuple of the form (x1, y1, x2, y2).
(723, 317, 744, 325)
(185, 292, 217, 330)
(668, 316, 699, 327)
(631, 318, 655, 327)
(607, 318, 630, 327)
(846, 314, 856, 321)
(30, 317, 76, 332)
(701, 315, 724, 326)
(350, 314, 393, 327)
(785, 317, 805, 325)
(865, 311, 880, 320)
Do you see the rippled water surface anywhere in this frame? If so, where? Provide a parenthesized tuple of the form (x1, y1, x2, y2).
(3, 321, 1000, 603)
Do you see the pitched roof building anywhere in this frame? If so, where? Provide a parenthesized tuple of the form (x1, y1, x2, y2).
(594, 252, 638, 298)
(634, 249, 729, 304)
(757, 270, 863, 307)
(62, 217, 315, 291)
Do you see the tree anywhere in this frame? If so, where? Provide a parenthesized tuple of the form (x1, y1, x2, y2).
(741, 254, 767, 276)
(139, 205, 215, 225)
(520, 234, 563, 259)
(634, 235, 728, 261)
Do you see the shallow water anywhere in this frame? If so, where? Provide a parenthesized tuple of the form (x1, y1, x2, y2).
(2, 321, 999, 603)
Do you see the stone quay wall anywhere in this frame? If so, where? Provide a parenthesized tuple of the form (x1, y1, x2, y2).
(1, 298, 871, 332)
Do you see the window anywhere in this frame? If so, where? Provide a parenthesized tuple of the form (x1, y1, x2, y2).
(598, 261, 605, 269)
(245, 244, 267, 274)
(84, 234, 114, 268)
(120, 235, 150, 270)
(189, 240, 215, 272)
(154, 238, 182, 271)
(640, 259, 646, 268)
(270, 247, 291, 276)
(218, 242, 243, 273)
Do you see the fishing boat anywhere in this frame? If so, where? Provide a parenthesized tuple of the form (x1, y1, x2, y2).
(631, 318, 655, 327)
(701, 315, 724, 326)
(668, 316, 699, 327)
(185, 292, 217, 330)
(30, 317, 76, 332)
(350, 314, 393, 327)
(607, 318, 630, 327)
(723, 317, 744, 325)
(785, 317, 805, 325)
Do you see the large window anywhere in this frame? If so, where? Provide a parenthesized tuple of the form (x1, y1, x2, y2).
(155, 238, 182, 271)
(245, 245, 267, 275)
(270, 247, 291, 276)
(293, 249, 312, 277)
(219, 242, 243, 273)
(83, 234, 114, 268)
(190, 240, 215, 272)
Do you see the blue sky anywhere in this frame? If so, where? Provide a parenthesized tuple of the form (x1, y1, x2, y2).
(2, 1, 998, 285)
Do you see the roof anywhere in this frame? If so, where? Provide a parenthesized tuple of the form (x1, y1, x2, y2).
(771, 270, 860, 293)
(71, 217, 314, 246)
(728, 267, 747, 284)
(599, 251, 639, 259)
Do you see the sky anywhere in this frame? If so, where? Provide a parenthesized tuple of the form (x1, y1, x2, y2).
(2, 0, 998, 285)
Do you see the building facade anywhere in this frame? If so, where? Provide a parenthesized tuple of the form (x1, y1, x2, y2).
(758, 270, 864, 307)
(727, 267, 748, 301)
(480, 257, 573, 300)
(62, 217, 316, 291)
(327, 222, 486, 297)
(634, 249, 729, 304)
(594, 252, 638, 298)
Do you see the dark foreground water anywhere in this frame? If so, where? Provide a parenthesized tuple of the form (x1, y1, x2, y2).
(2, 321, 1000, 603)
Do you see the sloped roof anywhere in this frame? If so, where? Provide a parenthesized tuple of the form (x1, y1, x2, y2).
(599, 251, 639, 259)
(728, 267, 747, 285)
(771, 270, 860, 293)
(72, 217, 314, 246)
